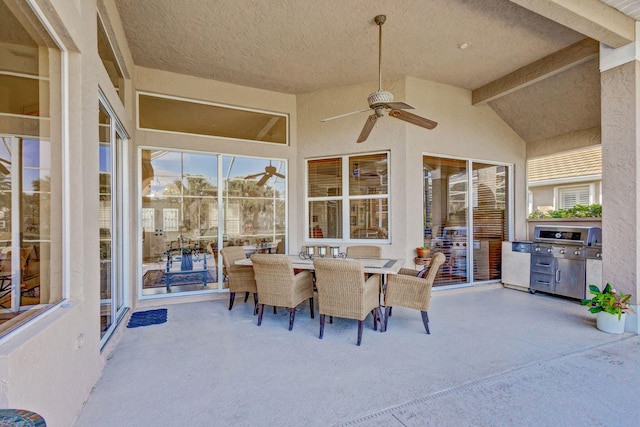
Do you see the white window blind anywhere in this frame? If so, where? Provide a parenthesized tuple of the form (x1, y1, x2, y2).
(559, 186, 590, 209)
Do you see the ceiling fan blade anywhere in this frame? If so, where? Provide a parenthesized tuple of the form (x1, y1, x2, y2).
(389, 109, 438, 130)
(357, 114, 378, 143)
(321, 108, 371, 122)
(245, 172, 265, 179)
(273, 172, 285, 179)
(257, 174, 270, 186)
(383, 101, 414, 110)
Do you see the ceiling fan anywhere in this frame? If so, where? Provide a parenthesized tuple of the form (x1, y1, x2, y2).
(245, 161, 285, 186)
(321, 15, 438, 143)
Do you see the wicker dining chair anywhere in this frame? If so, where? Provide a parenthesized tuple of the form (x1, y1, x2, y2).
(250, 254, 315, 330)
(313, 258, 382, 346)
(383, 252, 445, 334)
(220, 246, 258, 312)
(345, 245, 382, 258)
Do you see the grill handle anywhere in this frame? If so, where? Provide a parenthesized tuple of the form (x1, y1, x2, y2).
(556, 269, 561, 282)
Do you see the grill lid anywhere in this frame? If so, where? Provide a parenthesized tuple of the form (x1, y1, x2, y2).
(532, 225, 602, 246)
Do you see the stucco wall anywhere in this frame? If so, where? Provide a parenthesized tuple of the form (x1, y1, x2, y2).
(0, 1, 136, 425)
(297, 76, 527, 264)
(601, 60, 640, 305)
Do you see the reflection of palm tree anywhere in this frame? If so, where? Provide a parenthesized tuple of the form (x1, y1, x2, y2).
(226, 178, 282, 235)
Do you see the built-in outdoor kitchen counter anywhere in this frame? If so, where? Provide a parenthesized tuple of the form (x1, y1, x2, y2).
(502, 220, 602, 300)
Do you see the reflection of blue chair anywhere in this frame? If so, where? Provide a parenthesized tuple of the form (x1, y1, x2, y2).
(164, 248, 208, 292)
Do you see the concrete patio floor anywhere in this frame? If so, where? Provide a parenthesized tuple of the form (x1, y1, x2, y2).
(73, 285, 640, 426)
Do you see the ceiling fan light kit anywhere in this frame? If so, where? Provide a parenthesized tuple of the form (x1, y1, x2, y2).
(321, 14, 438, 143)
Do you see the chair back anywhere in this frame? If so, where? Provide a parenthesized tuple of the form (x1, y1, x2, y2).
(220, 246, 247, 274)
(313, 258, 372, 320)
(220, 246, 246, 269)
(250, 254, 295, 281)
(250, 254, 298, 306)
(276, 240, 285, 254)
(425, 252, 446, 284)
(345, 245, 381, 258)
(412, 252, 445, 305)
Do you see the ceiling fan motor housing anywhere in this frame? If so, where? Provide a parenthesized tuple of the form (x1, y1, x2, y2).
(368, 90, 393, 108)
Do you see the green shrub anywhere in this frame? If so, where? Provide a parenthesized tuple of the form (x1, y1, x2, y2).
(528, 204, 601, 219)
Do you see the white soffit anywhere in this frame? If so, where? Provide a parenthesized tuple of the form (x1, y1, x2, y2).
(601, 0, 640, 20)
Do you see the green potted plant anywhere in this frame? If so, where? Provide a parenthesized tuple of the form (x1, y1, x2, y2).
(581, 283, 636, 334)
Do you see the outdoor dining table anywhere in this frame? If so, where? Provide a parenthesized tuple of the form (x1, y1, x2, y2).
(234, 254, 404, 276)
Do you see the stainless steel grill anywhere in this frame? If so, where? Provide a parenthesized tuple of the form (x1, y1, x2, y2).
(529, 225, 602, 299)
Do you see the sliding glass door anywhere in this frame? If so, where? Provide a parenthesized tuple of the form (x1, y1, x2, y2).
(99, 96, 128, 344)
(423, 155, 509, 287)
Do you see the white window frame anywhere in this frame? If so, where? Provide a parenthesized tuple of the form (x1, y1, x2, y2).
(305, 152, 390, 243)
(555, 184, 594, 210)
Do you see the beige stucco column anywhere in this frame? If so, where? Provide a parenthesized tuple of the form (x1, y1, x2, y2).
(600, 24, 640, 334)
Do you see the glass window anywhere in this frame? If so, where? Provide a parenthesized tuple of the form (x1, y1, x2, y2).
(472, 162, 508, 281)
(558, 185, 591, 209)
(307, 152, 389, 241)
(141, 150, 220, 296)
(424, 156, 510, 287)
(138, 94, 288, 145)
(97, 15, 125, 104)
(0, 0, 63, 336)
(140, 149, 287, 297)
(223, 156, 286, 246)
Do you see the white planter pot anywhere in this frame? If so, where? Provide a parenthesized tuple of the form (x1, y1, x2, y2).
(596, 311, 626, 334)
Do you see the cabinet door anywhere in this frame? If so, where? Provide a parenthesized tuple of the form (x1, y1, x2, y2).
(555, 258, 586, 299)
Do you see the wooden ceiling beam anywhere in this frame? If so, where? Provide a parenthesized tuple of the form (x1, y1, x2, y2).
(472, 38, 599, 105)
(509, 0, 635, 48)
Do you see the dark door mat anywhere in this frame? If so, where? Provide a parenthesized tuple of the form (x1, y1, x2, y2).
(127, 308, 167, 328)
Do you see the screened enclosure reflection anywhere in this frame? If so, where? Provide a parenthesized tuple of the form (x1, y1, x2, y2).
(141, 149, 286, 296)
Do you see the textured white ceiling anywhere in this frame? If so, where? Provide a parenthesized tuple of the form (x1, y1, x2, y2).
(114, 0, 586, 94)
(114, 0, 629, 142)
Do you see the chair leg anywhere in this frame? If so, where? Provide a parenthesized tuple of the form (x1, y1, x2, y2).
(357, 320, 363, 346)
(389, 306, 393, 317)
(228, 292, 236, 310)
(309, 297, 315, 319)
(319, 314, 325, 339)
(253, 293, 258, 315)
(273, 306, 277, 314)
(329, 316, 333, 324)
(288, 307, 296, 331)
(244, 292, 249, 303)
(421, 310, 430, 334)
(257, 303, 264, 326)
(377, 306, 385, 332)
(372, 309, 378, 331)
(384, 306, 392, 330)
